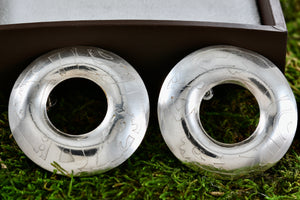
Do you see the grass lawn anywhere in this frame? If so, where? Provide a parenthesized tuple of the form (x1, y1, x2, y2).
(1, 1, 300, 199)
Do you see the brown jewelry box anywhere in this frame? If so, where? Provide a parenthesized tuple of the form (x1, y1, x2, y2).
(0, 0, 287, 113)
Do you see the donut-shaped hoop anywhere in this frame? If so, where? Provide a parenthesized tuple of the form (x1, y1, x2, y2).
(9, 46, 149, 176)
(158, 45, 297, 178)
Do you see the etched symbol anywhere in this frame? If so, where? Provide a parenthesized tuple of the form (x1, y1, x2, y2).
(59, 149, 75, 163)
(70, 47, 79, 57)
(167, 73, 186, 89)
(97, 50, 114, 60)
(131, 117, 140, 135)
(180, 137, 208, 162)
(87, 49, 114, 61)
(120, 135, 135, 150)
(33, 136, 52, 160)
(169, 97, 186, 121)
(48, 52, 62, 64)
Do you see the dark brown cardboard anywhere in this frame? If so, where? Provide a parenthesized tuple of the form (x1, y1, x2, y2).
(0, 0, 287, 112)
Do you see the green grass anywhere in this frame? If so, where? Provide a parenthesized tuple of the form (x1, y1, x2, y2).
(200, 84, 260, 144)
(1, 1, 300, 199)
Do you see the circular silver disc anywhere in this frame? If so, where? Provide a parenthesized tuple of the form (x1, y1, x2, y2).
(158, 45, 298, 178)
(9, 46, 150, 176)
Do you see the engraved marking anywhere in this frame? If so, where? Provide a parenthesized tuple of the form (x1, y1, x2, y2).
(277, 114, 295, 141)
(169, 97, 186, 121)
(18, 109, 24, 119)
(181, 120, 217, 158)
(241, 61, 252, 72)
(180, 137, 192, 160)
(48, 52, 62, 64)
(97, 145, 127, 168)
(88, 49, 103, 64)
(180, 137, 223, 165)
(131, 118, 140, 135)
(118, 72, 136, 83)
(278, 96, 296, 111)
(167, 73, 187, 89)
(70, 48, 79, 64)
(70, 47, 79, 57)
(33, 136, 52, 160)
(59, 149, 75, 163)
(97, 50, 114, 60)
(78, 154, 100, 172)
(120, 135, 135, 150)
(227, 68, 240, 75)
(111, 72, 137, 87)
(87, 49, 96, 58)
(100, 73, 116, 84)
(87, 48, 114, 61)
(39, 144, 45, 151)
(269, 137, 281, 150)
(192, 147, 206, 161)
(167, 75, 179, 89)
(58, 68, 67, 76)
(266, 95, 294, 114)
(186, 106, 198, 118)
(117, 119, 126, 132)
(105, 117, 127, 144)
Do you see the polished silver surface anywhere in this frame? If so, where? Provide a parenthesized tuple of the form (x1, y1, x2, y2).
(0, 0, 260, 25)
(158, 46, 297, 178)
(9, 46, 150, 176)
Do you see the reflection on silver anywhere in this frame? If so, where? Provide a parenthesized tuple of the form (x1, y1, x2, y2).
(158, 45, 298, 179)
(9, 46, 149, 176)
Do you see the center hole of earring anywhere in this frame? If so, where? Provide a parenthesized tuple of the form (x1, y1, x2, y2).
(199, 83, 260, 144)
(46, 78, 107, 135)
